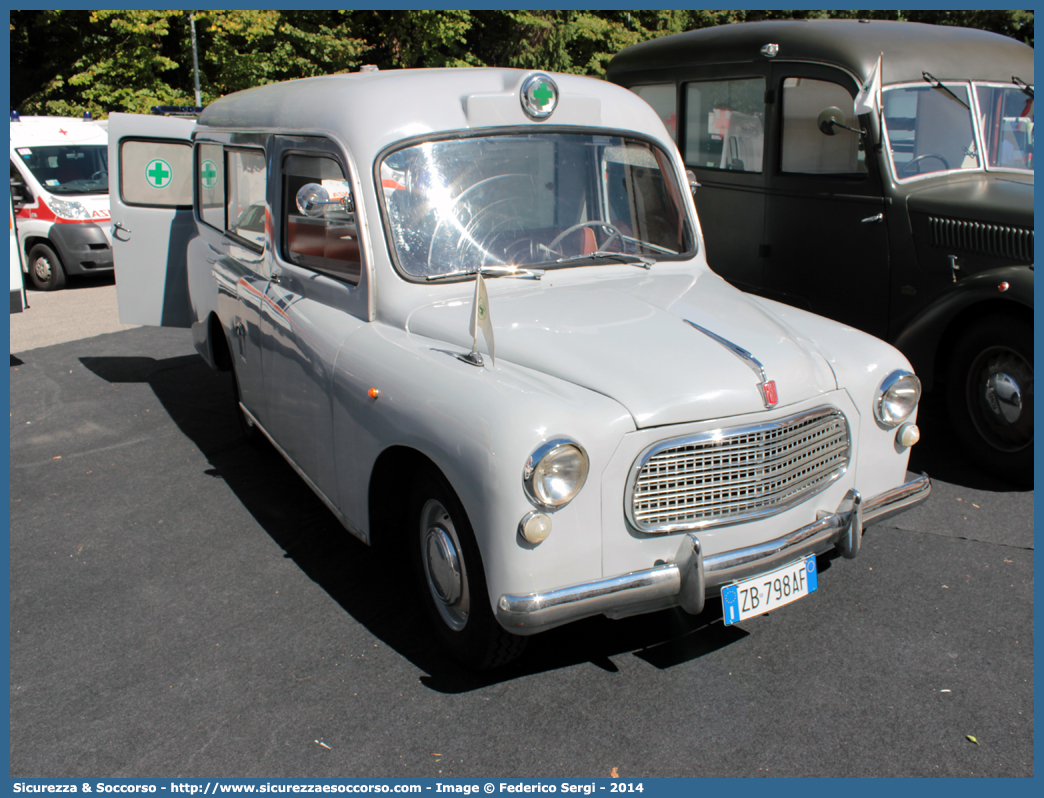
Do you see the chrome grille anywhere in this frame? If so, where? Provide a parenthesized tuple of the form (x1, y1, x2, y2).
(628, 407, 850, 533)
(928, 216, 1034, 262)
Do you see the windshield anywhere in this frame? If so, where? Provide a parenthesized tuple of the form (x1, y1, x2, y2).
(380, 132, 694, 279)
(882, 80, 1033, 180)
(975, 83, 1034, 170)
(14, 144, 109, 194)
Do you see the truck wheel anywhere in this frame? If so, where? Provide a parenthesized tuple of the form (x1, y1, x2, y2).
(27, 243, 66, 291)
(947, 316, 1033, 486)
(410, 469, 526, 670)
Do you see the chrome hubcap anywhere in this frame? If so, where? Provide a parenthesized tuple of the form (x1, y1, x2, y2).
(967, 346, 1033, 453)
(419, 499, 469, 631)
(33, 256, 52, 282)
(984, 371, 1022, 426)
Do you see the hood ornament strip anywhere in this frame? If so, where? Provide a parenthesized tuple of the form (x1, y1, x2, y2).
(685, 319, 778, 407)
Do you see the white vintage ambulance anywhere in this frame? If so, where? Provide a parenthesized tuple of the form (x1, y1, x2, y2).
(9, 112, 112, 290)
(108, 68, 930, 669)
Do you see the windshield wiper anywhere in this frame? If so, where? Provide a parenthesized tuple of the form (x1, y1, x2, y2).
(425, 265, 544, 282)
(554, 251, 654, 269)
(922, 72, 970, 109)
(1012, 76, 1034, 99)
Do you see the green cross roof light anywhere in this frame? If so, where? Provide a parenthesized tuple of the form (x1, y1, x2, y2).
(521, 73, 559, 121)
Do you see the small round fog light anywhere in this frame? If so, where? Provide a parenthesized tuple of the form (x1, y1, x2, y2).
(519, 511, 552, 544)
(897, 423, 920, 448)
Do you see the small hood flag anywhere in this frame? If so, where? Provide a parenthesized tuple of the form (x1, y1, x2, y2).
(854, 53, 882, 117)
(469, 272, 495, 365)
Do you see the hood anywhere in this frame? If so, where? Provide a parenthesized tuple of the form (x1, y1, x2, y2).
(906, 174, 1033, 229)
(406, 271, 838, 428)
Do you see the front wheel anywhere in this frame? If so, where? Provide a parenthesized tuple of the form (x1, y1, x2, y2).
(946, 316, 1033, 485)
(409, 469, 526, 670)
(27, 243, 67, 291)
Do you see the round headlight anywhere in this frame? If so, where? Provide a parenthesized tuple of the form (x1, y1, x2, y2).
(875, 370, 921, 428)
(523, 439, 589, 510)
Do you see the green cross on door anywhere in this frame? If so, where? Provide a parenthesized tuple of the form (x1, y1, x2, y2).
(146, 159, 172, 189)
(200, 160, 217, 189)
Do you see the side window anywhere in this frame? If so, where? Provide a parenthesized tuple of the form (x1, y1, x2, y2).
(282, 153, 360, 285)
(781, 78, 867, 174)
(684, 78, 765, 172)
(197, 143, 225, 231)
(225, 149, 267, 250)
(632, 84, 678, 142)
(120, 140, 193, 207)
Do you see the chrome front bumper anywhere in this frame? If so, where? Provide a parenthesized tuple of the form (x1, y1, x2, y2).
(496, 474, 931, 635)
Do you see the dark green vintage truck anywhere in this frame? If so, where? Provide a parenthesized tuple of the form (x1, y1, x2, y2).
(609, 19, 1033, 484)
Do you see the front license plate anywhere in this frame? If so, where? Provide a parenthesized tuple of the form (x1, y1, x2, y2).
(721, 555, 818, 626)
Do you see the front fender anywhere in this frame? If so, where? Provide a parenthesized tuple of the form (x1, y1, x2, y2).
(892, 265, 1033, 389)
(330, 322, 636, 606)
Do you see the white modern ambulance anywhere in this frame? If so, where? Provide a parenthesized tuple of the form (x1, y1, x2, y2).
(9, 112, 112, 290)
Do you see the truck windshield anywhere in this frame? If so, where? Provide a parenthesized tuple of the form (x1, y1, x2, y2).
(379, 132, 694, 279)
(882, 81, 1033, 180)
(15, 145, 109, 194)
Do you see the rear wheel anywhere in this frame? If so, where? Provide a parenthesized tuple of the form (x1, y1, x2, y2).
(409, 469, 526, 670)
(27, 243, 66, 291)
(947, 316, 1033, 485)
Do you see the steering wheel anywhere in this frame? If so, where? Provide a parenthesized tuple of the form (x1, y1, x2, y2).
(898, 154, 949, 177)
(547, 221, 622, 254)
(91, 170, 108, 181)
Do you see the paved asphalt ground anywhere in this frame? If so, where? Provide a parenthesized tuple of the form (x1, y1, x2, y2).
(8, 277, 1034, 779)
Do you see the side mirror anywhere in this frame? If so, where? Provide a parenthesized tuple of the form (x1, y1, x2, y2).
(685, 169, 700, 198)
(296, 182, 354, 218)
(10, 177, 29, 207)
(817, 107, 845, 136)
(817, 107, 862, 136)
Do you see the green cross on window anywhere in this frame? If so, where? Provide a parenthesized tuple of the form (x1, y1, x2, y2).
(147, 160, 170, 187)
(201, 163, 217, 185)
(533, 82, 554, 107)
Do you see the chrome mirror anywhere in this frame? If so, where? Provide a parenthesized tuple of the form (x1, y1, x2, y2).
(685, 169, 700, 197)
(296, 182, 355, 217)
(817, 107, 862, 136)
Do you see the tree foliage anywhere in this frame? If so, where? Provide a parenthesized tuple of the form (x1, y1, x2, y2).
(9, 9, 1034, 118)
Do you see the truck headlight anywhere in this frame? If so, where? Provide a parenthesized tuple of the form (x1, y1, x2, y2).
(47, 198, 92, 221)
(874, 370, 921, 427)
(523, 439, 589, 510)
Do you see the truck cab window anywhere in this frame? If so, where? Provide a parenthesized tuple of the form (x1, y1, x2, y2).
(781, 78, 867, 174)
(684, 78, 765, 172)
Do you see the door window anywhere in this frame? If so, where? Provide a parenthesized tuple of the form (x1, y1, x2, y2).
(780, 78, 867, 174)
(120, 140, 192, 207)
(684, 78, 765, 172)
(197, 143, 225, 231)
(282, 153, 361, 284)
(225, 149, 267, 251)
(632, 84, 678, 142)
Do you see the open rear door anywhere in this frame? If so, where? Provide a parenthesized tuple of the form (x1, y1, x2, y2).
(108, 113, 198, 327)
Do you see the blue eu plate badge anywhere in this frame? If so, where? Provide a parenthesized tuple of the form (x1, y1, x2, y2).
(722, 555, 818, 626)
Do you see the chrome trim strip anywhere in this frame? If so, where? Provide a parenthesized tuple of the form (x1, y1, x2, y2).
(684, 319, 767, 382)
(497, 474, 930, 634)
(240, 404, 369, 544)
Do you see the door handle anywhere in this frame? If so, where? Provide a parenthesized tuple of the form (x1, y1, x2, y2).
(111, 221, 132, 241)
(861, 213, 884, 224)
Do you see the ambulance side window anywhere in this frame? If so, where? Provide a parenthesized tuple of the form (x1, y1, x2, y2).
(197, 143, 225, 231)
(225, 149, 267, 252)
(120, 140, 193, 207)
(282, 153, 361, 285)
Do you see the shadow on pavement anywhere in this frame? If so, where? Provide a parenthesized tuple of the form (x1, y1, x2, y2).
(80, 352, 744, 692)
(908, 393, 1030, 493)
